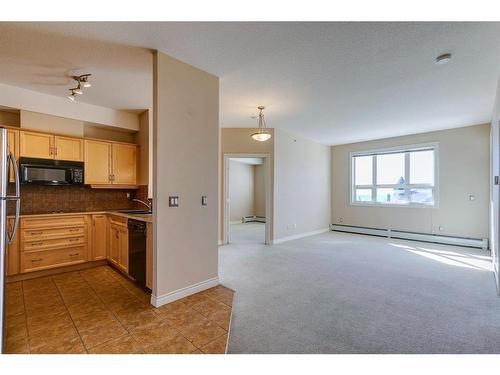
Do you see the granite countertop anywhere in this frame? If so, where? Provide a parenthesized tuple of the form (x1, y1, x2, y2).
(8, 209, 153, 223)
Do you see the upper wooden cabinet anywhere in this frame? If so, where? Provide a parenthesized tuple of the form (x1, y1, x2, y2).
(84, 140, 112, 184)
(7, 129, 19, 183)
(20, 131, 53, 159)
(112, 143, 137, 185)
(54, 136, 84, 161)
(85, 139, 137, 186)
(20, 131, 84, 161)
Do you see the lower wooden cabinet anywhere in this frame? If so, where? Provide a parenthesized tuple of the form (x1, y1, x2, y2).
(108, 216, 128, 273)
(19, 215, 88, 273)
(91, 214, 107, 261)
(9, 213, 150, 287)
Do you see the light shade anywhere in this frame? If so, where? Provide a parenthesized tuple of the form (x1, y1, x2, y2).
(251, 131, 272, 142)
(251, 106, 272, 142)
(67, 94, 76, 101)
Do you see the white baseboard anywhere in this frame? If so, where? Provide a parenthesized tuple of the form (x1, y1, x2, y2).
(272, 228, 330, 244)
(218, 240, 225, 246)
(331, 224, 489, 250)
(150, 276, 219, 307)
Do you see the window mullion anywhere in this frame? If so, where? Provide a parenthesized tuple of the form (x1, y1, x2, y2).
(372, 155, 376, 202)
(404, 152, 410, 203)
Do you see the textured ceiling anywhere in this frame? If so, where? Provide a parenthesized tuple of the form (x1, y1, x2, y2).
(1, 22, 499, 144)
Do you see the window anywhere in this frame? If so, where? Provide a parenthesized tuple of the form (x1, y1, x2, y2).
(351, 144, 437, 207)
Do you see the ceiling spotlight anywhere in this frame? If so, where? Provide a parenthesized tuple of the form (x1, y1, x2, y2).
(78, 74, 92, 87)
(68, 91, 77, 101)
(73, 85, 83, 95)
(435, 53, 452, 65)
(251, 106, 272, 142)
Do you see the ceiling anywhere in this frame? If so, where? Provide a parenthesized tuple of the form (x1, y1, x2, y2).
(0, 22, 499, 145)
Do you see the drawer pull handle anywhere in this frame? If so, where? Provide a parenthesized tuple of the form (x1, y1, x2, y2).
(69, 253, 79, 256)
(69, 238, 79, 242)
(69, 229, 80, 232)
(31, 241, 43, 246)
(30, 231, 43, 235)
(31, 258, 42, 262)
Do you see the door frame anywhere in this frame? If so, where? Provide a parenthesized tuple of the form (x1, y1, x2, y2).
(223, 153, 272, 245)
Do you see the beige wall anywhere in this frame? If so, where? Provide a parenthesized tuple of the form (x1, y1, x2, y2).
(153, 51, 219, 304)
(274, 129, 331, 240)
(228, 160, 255, 222)
(21, 110, 84, 137)
(331, 124, 490, 239)
(84, 124, 136, 143)
(219, 128, 274, 242)
(0, 82, 139, 131)
(254, 164, 266, 217)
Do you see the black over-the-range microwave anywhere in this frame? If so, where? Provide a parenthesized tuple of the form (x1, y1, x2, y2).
(19, 157, 84, 186)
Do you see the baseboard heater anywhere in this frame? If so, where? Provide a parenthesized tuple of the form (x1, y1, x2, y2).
(331, 224, 489, 250)
(242, 215, 266, 223)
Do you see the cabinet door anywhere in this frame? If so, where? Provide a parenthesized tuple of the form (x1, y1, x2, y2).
(112, 143, 137, 185)
(55, 136, 84, 161)
(20, 131, 53, 159)
(7, 129, 19, 183)
(91, 215, 107, 261)
(108, 225, 120, 265)
(6, 217, 20, 276)
(84, 140, 112, 184)
(118, 227, 128, 273)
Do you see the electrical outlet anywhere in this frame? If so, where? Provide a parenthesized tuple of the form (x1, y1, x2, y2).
(338, 217, 343, 223)
(126, 193, 131, 199)
(201, 196, 208, 206)
(469, 194, 475, 201)
(438, 226, 444, 231)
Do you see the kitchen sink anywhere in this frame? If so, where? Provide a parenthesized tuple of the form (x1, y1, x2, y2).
(117, 209, 152, 215)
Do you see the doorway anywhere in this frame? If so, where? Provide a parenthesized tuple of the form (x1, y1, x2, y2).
(223, 154, 271, 245)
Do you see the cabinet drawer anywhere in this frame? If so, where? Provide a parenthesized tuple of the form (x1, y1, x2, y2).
(21, 215, 87, 230)
(22, 236, 86, 252)
(109, 215, 128, 227)
(22, 226, 85, 241)
(21, 246, 87, 273)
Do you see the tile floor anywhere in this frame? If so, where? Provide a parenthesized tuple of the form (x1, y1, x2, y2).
(4, 265, 234, 354)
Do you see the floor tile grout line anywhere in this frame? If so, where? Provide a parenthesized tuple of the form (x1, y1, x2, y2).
(51, 275, 89, 354)
(20, 281, 31, 354)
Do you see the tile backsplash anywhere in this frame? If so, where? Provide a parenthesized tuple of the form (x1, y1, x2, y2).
(8, 184, 149, 215)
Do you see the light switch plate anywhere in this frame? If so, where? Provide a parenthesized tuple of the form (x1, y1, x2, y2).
(201, 196, 208, 206)
(169, 196, 179, 207)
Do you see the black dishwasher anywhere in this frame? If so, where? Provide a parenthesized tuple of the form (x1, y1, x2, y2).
(128, 219, 147, 287)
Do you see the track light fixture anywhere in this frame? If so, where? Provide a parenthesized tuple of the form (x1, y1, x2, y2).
(68, 74, 92, 101)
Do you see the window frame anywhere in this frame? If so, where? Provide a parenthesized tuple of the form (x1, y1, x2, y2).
(349, 142, 439, 208)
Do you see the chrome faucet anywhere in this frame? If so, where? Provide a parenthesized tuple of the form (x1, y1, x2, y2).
(132, 198, 152, 212)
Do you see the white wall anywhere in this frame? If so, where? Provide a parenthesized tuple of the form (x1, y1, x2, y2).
(332, 124, 490, 239)
(229, 160, 255, 222)
(153, 51, 219, 305)
(490, 76, 500, 293)
(273, 129, 331, 241)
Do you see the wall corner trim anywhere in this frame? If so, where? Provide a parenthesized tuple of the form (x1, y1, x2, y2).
(271, 228, 330, 245)
(150, 277, 219, 307)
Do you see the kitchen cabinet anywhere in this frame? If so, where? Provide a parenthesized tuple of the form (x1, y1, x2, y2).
(20, 131, 84, 161)
(7, 129, 19, 183)
(91, 214, 107, 261)
(112, 143, 137, 185)
(84, 140, 112, 184)
(108, 215, 128, 273)
(19, 215, 89, 273)
(85, 139, 137, 187)
(54, 135, 84, 161)
(6, 217, 20, 276)
(20, 131, 53, 159)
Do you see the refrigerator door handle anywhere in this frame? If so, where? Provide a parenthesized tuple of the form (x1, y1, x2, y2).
(6, 151, 20, 245)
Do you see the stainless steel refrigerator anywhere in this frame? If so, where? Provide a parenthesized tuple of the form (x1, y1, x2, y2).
(0, 128, 21, 354)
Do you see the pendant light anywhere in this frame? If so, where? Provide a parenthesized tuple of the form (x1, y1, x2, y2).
(251, 106, 271, 142)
